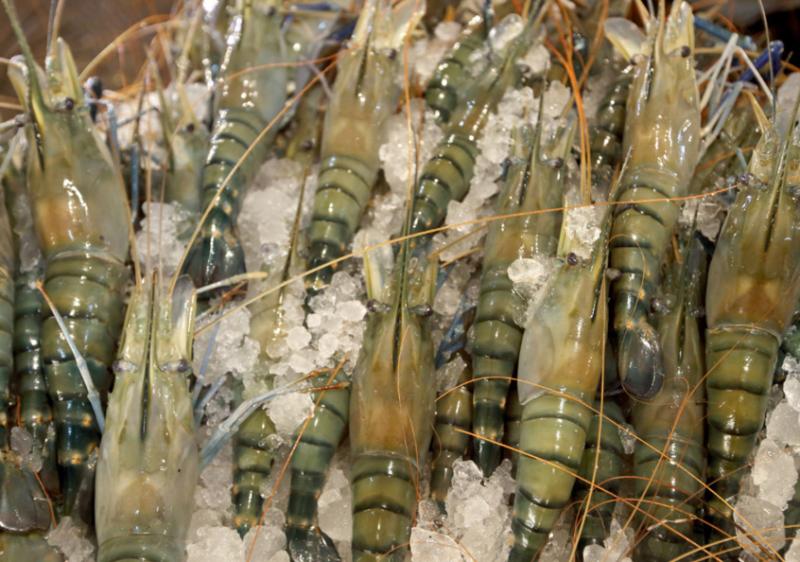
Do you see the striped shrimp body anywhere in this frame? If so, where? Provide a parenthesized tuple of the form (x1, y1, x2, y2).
(631, 233, 706, 562)
(572, 399, 625, 556)
(430, 357, 472, 507)
(349, 247, 437, 561)
(95, 278, 199, 562)
(305, 0, 423, 291)
(409, 9, 544, 240)
(0, 182, 52, 536)
(608, 1, 700, 400)
(5, 3, 131, 512)
(425, 17, 488, 124)
(185, 0, 293, 289)
(509, 211, 610, 561)
(3, 164, 51, 459)
(282, 342, 349, 560)
(285, 367, 349, 561)
(704, 98, 800, 539)
(472, 119, 574, 476)
(589, 70, 632, 187)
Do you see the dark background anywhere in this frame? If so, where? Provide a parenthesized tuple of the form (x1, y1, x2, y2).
(0, 0, 798, 109)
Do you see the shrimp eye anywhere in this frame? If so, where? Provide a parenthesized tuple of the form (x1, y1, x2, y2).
(387, 49, 398, 61)
(87, 76, 103, 99)
(549, 158, 564, 170)
(186, 123, 195, 133)
(301, 139, 315, 151)
(566, 252, 579, 266)
(64, 98, 75, 111)
(680, 45, 691, 58)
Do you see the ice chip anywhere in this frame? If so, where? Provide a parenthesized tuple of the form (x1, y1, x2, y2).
(753, 439, 798, 510)
(266, 391, 314, 438)
(410, 528, 465, 561)
(186, 526, 244, 562)
(734, 495, 785, 555)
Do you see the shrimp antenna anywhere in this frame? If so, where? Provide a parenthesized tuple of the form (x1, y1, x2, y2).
(46, 0, 66, 60)
(37, 282, 105, 432)
(756, 0, 776, 115)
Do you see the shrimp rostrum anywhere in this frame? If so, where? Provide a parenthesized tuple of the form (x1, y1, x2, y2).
(349, 245, 437, 561)
(95, 277, 199, 562)
(4, 0, 130, 512)
(607, 0, 700, 399)
(704, 96, 800, 541)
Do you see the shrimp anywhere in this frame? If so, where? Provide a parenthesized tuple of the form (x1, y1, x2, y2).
(184, 0, 296, 289)
(409, 8, 546, 241)
(572, 399, 625, 556)
(234, 176, 306, 536)
(472, 117, 574, 477)
(4, 0, 131, 512)
(305, 0, 423, 291)
(425, 17, 488, 124)
(630, 232, 706, 561)
(285, 367, 349, 561)
(430, 293, 476, 508)
(509, 206, 610, 561)
(95, 277, 199, 562)
(4, 161, 59, 497)
(430, 357, 472, 508)
(703, 95, 800, 543)
(589, 71, 632, 184)
(607, 1, 700, 399)
(349, 243, 437, 561)
(0, 165, 52, 538)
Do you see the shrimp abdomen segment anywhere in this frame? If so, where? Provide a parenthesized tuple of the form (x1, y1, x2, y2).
(511, 392, 592, 559)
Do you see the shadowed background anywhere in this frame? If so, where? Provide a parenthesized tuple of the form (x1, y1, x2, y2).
(0, 0, 798, 105)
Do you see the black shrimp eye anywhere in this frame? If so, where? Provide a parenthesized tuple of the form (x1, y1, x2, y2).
(64, 98, 75, 111)
(186, 123, 195, 133)
(87, 76, 103, 99)
(387, 49, 398, 61)
(301, 139, 315, 151)
(566, 252, 579, 266)
(680, 45, 691, 58)
(549, 158, 564, 170)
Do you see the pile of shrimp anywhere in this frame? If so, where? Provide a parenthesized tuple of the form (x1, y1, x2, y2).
(1, 0, 800, 560)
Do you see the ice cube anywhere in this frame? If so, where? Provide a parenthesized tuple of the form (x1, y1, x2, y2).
(186, 526, 244, 562)
(242, 514, 287, 561)
(286, 326, 311, 351)
(753, 439, 798, 510)
(734, 495, 785, 555)
(46, 516, 95, 562)
(445, 459, 515, 562)
(766, 402, 800, 449)
(319, 465, 353, 543)
(266, 391, 314, 438)
(410, 528, 465, 562)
